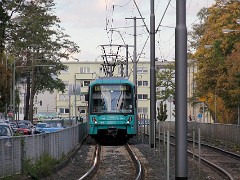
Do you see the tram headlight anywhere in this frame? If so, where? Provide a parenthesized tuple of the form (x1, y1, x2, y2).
(127, 116, 132, 124)
(92, 117, 98, 124)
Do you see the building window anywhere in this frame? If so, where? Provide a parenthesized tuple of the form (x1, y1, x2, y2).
(80, 109, 86, 114)
(59, 108, 64, 113)
(78, 106, 86, 114)
(99, 67, 104, 74)
(80, 67, 90, 74)
(137, 67, 148, 73)
(34, 107, 38, 114)
(81, 80, 90, 87)
(138, 81, 148, 86)
(19, 107, 23, 114)
(59, 94, 69, 100)
(138, 94, 148, 100)
(138, 107, 148, 114)
(59, 108, 69, 114)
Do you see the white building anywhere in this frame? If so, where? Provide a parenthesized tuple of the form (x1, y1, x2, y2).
(16, 59, 207, 122)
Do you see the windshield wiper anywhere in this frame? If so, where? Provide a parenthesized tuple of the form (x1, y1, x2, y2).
(118, 109, 127, 116)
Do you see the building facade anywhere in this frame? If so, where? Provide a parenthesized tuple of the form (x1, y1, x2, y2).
(56, 60, 153, 121)
(16, 59, 209, 123)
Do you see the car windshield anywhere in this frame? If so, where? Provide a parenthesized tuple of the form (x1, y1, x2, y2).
(18, 124, 28, 128)
(48, 123, 62, 128)
(0, 125, 12, 136)
(36, 123, 47, 128)
(91, 84, 133, 114)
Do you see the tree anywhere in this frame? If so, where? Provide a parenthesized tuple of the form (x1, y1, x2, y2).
(156, 63, 175, 101)
(156, 62, 175, 121)
(0, 63, 11, 114)
(6, 0, 80, 121)
(157, 101, 168, 121)
(190, 0, 240, 123)
(0, 1, 24, 115)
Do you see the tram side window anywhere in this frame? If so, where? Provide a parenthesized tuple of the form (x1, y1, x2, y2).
(92, 93, 104, 113)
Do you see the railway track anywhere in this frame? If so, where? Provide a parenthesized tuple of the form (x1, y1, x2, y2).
(78, 143, 143, 180)
(139, 125, 240, 179)
(42, 133, 238, 179)
(187, 140, 240, 180)
(163, 133, 240, 179)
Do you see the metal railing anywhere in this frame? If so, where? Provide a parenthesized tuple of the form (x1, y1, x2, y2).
(159, 121, 240, 145)
(138, 115, 240, 145)
(0, 123, 88, 178)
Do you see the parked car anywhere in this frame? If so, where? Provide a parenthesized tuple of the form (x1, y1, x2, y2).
(16, 124, 32, 135)
(18, 120, 33, 128)
(35, 122, 64, 133)
(35, 123, 47, 133)
(9, 122, 19, 133)
(0, 123, 14, 138)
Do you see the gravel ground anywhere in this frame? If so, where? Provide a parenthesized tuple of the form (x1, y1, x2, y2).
(11, 133, 233, 180)
(128, 135, 212, 180)
(7, 129, 238, 180)
(41, 135, 218, 180)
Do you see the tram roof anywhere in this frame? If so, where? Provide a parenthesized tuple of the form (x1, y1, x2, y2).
(90, 77, 134, 86)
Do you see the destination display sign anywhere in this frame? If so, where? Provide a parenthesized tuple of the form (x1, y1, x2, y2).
(93, 85, 130, 92)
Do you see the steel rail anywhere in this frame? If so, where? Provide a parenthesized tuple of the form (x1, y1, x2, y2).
(78, 144, 100, 180)
(125, 143, 143, 180)
(168, 135, 235, 179)
(142, 130, 236, 180)
(186, 150, 234, 180)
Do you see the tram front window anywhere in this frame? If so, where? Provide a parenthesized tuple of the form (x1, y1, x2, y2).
(92, 85, 133, 114)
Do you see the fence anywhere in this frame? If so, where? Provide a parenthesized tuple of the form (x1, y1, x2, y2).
(138, 115, 239, 145)
(0, 123, 88, 178)
(158, 121, 240, 145)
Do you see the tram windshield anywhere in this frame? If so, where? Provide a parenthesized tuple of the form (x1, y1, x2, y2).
(91, 84, 134, 114)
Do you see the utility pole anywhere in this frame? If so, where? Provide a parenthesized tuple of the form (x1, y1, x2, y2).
(175, 0, 188, 179)
(125, 17, 143, 135)
(150, 0, 156, 148)
(125, 17, 143, 88)
(74, 74, 77, 123)
(13, 57, 16, 121)
(126, 44, 129, 77)
(133, 17, 137, 88)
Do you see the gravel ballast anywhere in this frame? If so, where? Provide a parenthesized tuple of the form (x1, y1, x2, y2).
(42, 135, 219, 180)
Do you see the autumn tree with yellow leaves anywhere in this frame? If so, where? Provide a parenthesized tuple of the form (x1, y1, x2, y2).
(189, 0, 240, 124)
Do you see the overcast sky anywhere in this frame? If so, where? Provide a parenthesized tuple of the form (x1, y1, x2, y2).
(54, 0, 215, 62)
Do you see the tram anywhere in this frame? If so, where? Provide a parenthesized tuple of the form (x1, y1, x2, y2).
(85, 77, 137, 141)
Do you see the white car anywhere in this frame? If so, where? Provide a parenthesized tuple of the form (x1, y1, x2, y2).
(0, 123, 14, 138)
(35, 122, 64, 133)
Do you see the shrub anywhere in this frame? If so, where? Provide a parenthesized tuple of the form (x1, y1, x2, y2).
(23, 153, 58, 179)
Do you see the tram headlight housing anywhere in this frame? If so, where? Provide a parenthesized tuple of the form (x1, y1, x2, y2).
(127, 116, 132, 124)
(92, 117, 98, 124)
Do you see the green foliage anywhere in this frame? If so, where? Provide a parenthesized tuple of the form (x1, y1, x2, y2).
(0, 62, 11, 112)
(23, 153, 58, 179)
(7, 0, 79, 95)
(156, 63, 175, 101)
(157, 101, 168, 121)
(0, 0, 80, 118)
(189, 0, 240, 124)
